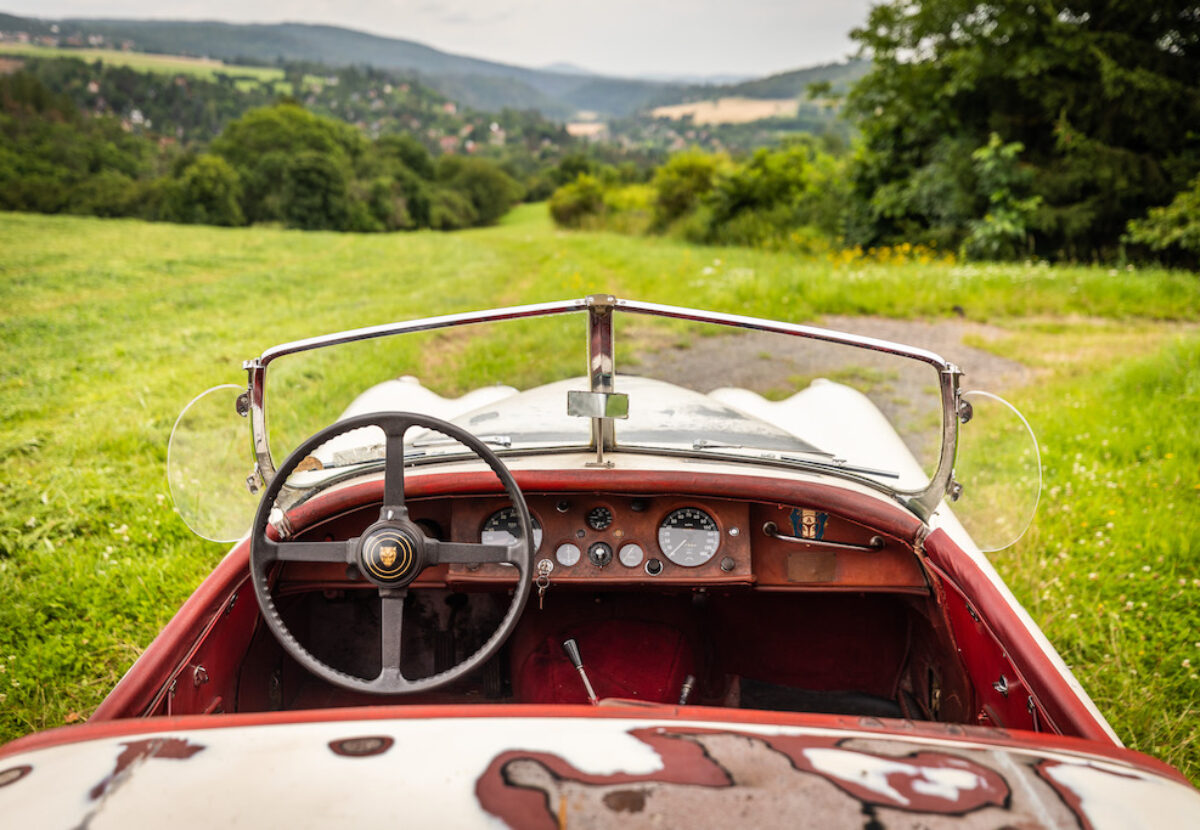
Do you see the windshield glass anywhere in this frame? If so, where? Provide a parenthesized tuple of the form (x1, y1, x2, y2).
(259, 305, 946, 493)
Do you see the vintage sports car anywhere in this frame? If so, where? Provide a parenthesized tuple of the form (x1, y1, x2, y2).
(1, 295, 1197, 826)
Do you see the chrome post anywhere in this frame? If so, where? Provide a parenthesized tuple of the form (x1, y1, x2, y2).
(243, 359, 275, 491)
(586, 294, 617, 467)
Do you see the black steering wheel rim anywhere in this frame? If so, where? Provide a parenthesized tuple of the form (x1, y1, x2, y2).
(249, 411, 533, 694)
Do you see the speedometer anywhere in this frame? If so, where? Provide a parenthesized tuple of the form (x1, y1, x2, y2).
(657, 507, 719, 567)
(481, 507, 542, 552)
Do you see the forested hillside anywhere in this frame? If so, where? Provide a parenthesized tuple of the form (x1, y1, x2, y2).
(549, 1, 1200, 267)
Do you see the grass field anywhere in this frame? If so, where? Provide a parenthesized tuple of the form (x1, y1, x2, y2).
(0, 205, 1197, 781)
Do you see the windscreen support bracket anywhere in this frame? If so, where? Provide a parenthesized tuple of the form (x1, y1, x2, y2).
(583, 294, 621, 467)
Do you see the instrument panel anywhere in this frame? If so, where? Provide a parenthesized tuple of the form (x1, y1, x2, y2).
(450, 495, 753, 584)
(280, 487, 929, 593)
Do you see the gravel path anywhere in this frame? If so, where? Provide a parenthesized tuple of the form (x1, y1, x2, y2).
(628, 316, 1032, 463)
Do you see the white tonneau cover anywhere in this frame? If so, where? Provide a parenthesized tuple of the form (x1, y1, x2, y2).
(2, 713, 1197, 828)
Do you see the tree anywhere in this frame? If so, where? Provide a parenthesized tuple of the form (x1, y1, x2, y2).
(170, 154, 245, 226)
(846, 0, 1200, 259)
(212, 104, 365, 223)
(281, 151, 352, 231)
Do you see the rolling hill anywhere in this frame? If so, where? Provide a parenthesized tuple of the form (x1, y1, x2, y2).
(1, 14, 867, 119)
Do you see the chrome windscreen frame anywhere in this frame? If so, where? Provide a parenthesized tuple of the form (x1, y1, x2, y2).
(239, 295, 964, 516)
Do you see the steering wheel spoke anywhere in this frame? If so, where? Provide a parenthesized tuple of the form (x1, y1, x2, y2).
(425, 538, 519, 566)
(382, 423, 409, 512)
(264, 538, 356, 564)
(378, 588, 407, 678)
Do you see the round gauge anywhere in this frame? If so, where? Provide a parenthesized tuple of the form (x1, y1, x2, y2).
(481, 507, 542, 552)
(618, 543, 644, 568)
(657, 507, 720, 567)
(586, 506, 613, 531)
(556, 542, 581, 567)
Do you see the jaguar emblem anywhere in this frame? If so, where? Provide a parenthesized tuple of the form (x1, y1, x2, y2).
(380, 544, 398, 567)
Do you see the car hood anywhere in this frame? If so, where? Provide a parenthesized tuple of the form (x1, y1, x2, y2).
(2, 708, 1196, 828)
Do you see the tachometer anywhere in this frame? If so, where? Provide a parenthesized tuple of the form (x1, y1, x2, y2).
(586, 505, 613, 531)
(657, 507, 719, 567)
(481, 507, 542, 552)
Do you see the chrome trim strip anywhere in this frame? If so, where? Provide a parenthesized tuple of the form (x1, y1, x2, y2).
(242, 299, 589, 486)
(612, 299, 962, 513)
(614, 299, 954, 369)
(762, 521, 885, 552)
(254, 299, 589, 367)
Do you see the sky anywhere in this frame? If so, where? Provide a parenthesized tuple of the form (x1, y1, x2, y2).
(2, 1, 875, 79)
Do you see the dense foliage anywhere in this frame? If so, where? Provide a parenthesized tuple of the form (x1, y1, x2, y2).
(549, 139, 847, 252)
(1124, 174, 1200, 268)
(845, 0, 1200, 260)
(0, 71, 527, 232)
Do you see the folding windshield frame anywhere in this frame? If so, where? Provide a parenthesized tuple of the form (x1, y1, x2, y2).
(240, 295, 964, 515)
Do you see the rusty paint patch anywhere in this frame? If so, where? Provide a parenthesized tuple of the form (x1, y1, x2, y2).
(602, 788, 648, 813)
(0, 764, 32, 788)
(473, 727, 1106, 828)
(89, 737, 205, 801)
(328, 735, 395, 758)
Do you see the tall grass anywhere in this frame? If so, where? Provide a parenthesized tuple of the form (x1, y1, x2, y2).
(0, 206, 1197, 782)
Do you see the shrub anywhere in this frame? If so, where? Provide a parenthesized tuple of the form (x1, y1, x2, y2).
(692, 139, 846, 247)
(437, 156, 524, 227)
(961, 134, 1041, 261)
(1125, 175, 1200, 269)
(651, 150, 729, 230)
(548, 174, 606, 228)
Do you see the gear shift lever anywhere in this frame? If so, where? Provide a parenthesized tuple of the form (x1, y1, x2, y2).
(561, 638, 598, 705)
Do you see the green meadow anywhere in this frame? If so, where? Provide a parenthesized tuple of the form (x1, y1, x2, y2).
(1, 205, 1197, 780)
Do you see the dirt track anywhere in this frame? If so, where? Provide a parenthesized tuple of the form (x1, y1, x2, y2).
(629, 316, 1032, 464)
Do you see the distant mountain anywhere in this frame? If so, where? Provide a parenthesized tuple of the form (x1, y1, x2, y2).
(645, 60, 871, 110)
(541, 62, 595, 76)
(0, 14, 872, 122)
(4, 16, 668, 117)
(725, 60, 870, 99)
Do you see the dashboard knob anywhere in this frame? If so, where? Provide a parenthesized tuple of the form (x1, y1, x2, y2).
(587, 541, 613, 568)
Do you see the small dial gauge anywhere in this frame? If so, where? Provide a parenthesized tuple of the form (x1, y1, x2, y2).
(618, 543, 644, 568)
(586, 506, 613, 531)
(481, 507, 542, 552)
(658, 507, 720, 567)
(556, 543, 581, 567)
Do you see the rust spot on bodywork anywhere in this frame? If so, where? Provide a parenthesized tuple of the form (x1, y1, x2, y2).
(603, 788, 647, 813)
(472, 727, 1102, 828)
(89, 737, 205, 801)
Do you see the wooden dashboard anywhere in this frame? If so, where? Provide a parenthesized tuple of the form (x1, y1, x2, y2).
(280, 485, 929, 594)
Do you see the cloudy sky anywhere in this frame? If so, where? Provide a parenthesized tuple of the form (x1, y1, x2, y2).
(3, 1, 875, 78)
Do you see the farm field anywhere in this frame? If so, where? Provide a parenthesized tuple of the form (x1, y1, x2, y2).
(650, 96, 801, 124)
(0, 42, 301, 92)
(0, 205, 1197, 781)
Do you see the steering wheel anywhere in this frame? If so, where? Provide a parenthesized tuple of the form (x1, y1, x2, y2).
(249, 411, 534, 694)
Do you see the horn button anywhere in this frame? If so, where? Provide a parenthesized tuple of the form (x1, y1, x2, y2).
(358, 525, 423, 586)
